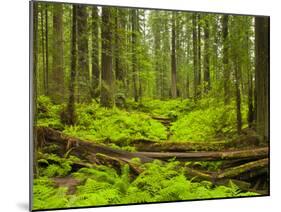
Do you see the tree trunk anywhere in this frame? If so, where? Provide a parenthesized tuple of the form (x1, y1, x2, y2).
(171, 12, 177, 98)
(40, 5, 46, 95)
(91, 6, 100, 99)
(101, 7, 114, 107)
(51, 4, 64, 103)
(234, 59, 242, 134)
(44, 4, 49, 96)
(192, 14, 198, 99)
(247, 34, 254, 128)
(32, 1, 39, 177)
(255, 17, 269, 143)
(203, 17, 210, 92)
(77, 5, 90, 103)
(222, 15, 230, 104)
(197, 14, 201, 97)
(132, 9, 139, 102)
(66, 5, 77, 126)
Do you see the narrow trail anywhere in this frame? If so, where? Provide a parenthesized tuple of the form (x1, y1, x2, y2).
(151, 115, 173, 139)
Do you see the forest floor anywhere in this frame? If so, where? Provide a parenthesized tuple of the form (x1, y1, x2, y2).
(33, 96, 269, 210)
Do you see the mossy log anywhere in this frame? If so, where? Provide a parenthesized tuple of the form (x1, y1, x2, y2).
(137, 148, 268, 161)
(37, 126, 154, 163)
(185, 158, 268, 181)
(37, 127, 268, 162)
(36, 127, 268, 193)
(132, 140, 229, 152)
(96, 153, 143, 175)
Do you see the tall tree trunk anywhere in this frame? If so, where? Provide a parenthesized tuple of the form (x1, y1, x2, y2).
(91, 6, 100, 99)
(234, 59, 242, 135)
(222, 15, 230, 104)
(77, 5, 90, 103)
(101, 7, 114, 107)
(40, 5, 46, 95)
(44, 4, 49, 96)
(192, 14, 198, 99)
(171, 12, 177, 98)
(246, 33, 254, 128)
(132, 9, 139, 102)
(203, 17, 210, 92)
(255, 17, 269, 143)
(32, 1, 39, 177)
(51, 4, 64, 103)
(197, 14, 201, 97)
(66, 5, 77, 126)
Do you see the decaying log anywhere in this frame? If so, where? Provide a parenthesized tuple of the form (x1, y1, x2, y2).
(36, 126, 269, 193)
(185, 158, 268, 181)
(37, 126, 268, 163)
(96, 153, 143, 175)
(38, 126, 154, 163)
(132, 140, 229, 152)
(136, 148, 268, 161)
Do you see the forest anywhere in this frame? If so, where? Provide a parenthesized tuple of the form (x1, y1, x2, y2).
(31, 1, 269, 210)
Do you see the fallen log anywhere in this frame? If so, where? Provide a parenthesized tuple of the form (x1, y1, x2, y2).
(96, 153, 143, 175)
(185, 158, 268, 181)
(36, 127, 269, 193)
(38, 126, 154, 163)
(136, 148, 268, 161)
(38, 127, 268, 163)
(132, 140, 229, 152)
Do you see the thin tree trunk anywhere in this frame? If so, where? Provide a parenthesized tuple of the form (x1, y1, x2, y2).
(91, 6, 100, 99)
(203, 17, 210, 92)
(32, 1, 39, 177)
(234, 59, 242, 134)
(171, 12, 177, 98)
(44, 4, 49, 96)
(192, 14, 198, 99)
(197, 14, 201, 97)
(40, 5, 46, 95)
(222, 15, 230, 104)
(132, 9, 139, 102)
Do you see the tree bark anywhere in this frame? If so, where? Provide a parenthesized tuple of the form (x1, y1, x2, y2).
(171, 12, 177, 98)
(32, 1, 39, 177)
(100, 7, 114, 107)
(222, 15, 230, 104)
(91, 6, 100, 99)
(255, 17, 269, 143)
(192, 14, 199, 99)
(77, 5, 90, 103)
(51, 4, 64, 103)
(203, 17, 210, 92)
(132, 9, 139, 102)
(44, 4, 49, 96)
(66, 5, 77, 126)
(136, 147, 268, 161)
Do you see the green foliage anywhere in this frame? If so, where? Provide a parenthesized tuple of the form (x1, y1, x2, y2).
(171, 99, 248, 141)
(38, 154, 72, 177)
(129, 98, 196, 119)
(34, 160, 258, 210)
(36, 96, 63, 129)
(33, 177, 68, 210)
(63, 101, 167, 143)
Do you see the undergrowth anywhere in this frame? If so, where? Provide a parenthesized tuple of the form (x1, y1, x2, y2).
(170, 98, 248, 142)
(33, 160, 258, 210)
